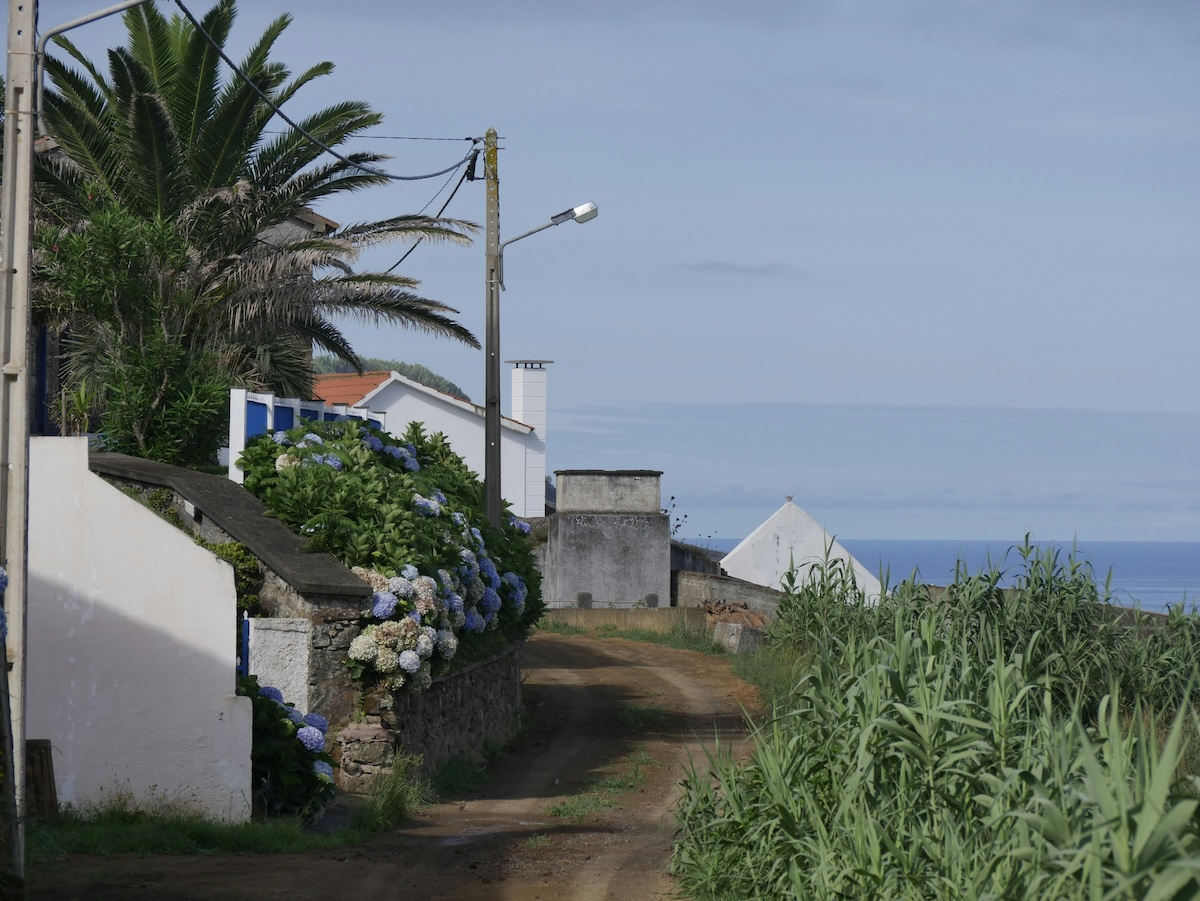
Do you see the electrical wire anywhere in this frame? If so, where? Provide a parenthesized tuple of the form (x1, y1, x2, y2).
(386, 164, 475, 274)
(171, 0, 478, 181)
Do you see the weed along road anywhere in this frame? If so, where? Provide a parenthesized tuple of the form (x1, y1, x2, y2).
(28, 632, 760, 900)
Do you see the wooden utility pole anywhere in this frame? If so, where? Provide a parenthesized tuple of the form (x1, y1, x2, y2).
(0, 0, 39, 880)
(483, 127, 502, 528)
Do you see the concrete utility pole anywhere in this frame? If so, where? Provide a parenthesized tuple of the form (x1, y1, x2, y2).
(484, 127, 502, 528)
(0, 0, 39, 877)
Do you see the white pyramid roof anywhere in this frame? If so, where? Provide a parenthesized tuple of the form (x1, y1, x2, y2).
(721, 499, 882, 600)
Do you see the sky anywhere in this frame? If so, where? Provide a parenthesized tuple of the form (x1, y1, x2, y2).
(46, 0, 1200, 541)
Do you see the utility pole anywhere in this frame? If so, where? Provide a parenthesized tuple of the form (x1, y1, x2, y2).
(483, 127, 502, 528)
(0, 0, 39, 879)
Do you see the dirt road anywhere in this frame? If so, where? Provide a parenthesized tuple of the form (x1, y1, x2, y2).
(28, 632, 760, 900)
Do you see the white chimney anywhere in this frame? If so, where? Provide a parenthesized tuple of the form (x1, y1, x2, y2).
(509, 360, 551, 517)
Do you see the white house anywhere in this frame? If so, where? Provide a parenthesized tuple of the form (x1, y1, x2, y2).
(313, 361, 551, 518)
(722, 498, 883, 600)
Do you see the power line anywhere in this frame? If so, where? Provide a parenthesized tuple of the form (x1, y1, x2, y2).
(264, 130, 484, 143)
(172, 0, 478, 181)
(386, 164, 475, 274)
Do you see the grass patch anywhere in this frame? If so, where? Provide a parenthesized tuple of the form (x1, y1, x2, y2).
(353, 753, 430, 832)
(617, 702, 671, 730)
(730, 644, 809, 712)
(546, 792, 620, 821)
(627, 750, 662, 768)
(538, 613, 723, 655)
(546, 754, 650, 823)
(536, 620, 589, 636)
(27, 808, 362, 861)
(431, 756, 489, 798)
(27, 757, 434, 862)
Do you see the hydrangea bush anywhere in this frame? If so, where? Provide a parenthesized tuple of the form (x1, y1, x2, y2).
(239, 420, 543, 692)
(236, 675, 335, 822)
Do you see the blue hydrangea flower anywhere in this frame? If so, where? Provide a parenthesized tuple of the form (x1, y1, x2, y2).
(408, 610, 422, 623)
(314, 760, 333, 778)
(414, 494, 441, 517)
(478, 557, 501, 589)
(303, 712, 329, 734)
(406, 443, 417, 456)
(515, 521, 532, 535)
(302, 432, 324, 445)
(309, 453, 325, 465)
(271, 431, 290, 445)
(401, 564, 419, 580)
(464, 610, 485, 634)
(503, 572, 529, 602)
(383, 444, 403, 459)
(324, 455, 343, 471)
(481, 588, 502, 614)
(259, 686, 284, 703)
(0, 564, 8, 594)
(0, 609, 6, 643)
(404, 455, 420, 472)
(470, 527, 483, 544)
(286, 707, 305, 724)
(446, 593, 465, 614)
(432, 489, 447, 505)
(398, 650, 422, 674)
(297, 725, 325, 753)
(388, 577, 414, 599)
(451, 511, 467, 527)
(362, 434, 384, 452)
(372, 590, 399, 619)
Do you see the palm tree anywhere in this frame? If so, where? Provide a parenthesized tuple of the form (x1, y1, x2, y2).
(35, 0, 478, 414)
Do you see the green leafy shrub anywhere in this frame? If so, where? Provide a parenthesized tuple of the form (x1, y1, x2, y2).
(237, 675, 335, 823)
(198, 539, 263, 615)
(238, 420, 542, 692)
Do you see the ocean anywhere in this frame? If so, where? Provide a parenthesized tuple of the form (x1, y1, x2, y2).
(690, 538, 1200, 614)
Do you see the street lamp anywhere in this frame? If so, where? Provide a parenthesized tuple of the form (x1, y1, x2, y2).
(482, 129, 596, 527)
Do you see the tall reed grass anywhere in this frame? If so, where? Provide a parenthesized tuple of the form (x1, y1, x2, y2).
(672, 540, 1200, 900)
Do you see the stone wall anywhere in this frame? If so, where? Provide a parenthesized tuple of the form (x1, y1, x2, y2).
(676, 570, 784, 618)
(337, 644, 522, 792)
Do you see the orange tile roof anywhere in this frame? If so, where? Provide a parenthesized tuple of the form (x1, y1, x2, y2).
(312, 371, 392, 406)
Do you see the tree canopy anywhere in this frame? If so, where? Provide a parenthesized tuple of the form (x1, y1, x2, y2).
(33, 0, 479, 463)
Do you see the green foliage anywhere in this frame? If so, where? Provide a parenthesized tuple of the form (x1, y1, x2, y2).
(238, 419, 543, 690)
(353, 753, 431, 831)
(198, 539, 264, 615)
(672, 541, 1200, 899)
(35, 0, 478, 427)
(546, 755, 649, 823)
(312, 355, 470, 401)
(27, 804, 362, 861)
(237, 676, 335, 823)
(430, 757, 489, 798)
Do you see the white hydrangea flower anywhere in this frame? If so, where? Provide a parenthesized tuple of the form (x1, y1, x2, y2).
(435, 630, 458, 658)
(348, 634, 378, 663)
(413, 576, 438, 603)
(416, 632, 434, 659)
(375, 648, 400, 673)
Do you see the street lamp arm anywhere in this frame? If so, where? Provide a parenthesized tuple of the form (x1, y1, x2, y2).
(36, 0, 155, 135)
(498, 201, 597, 290)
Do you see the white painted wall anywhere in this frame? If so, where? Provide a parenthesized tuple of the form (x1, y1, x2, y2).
(27, 438, 252, 822)
(721, 500, 883, 601)
(248, 618, 311, 712)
